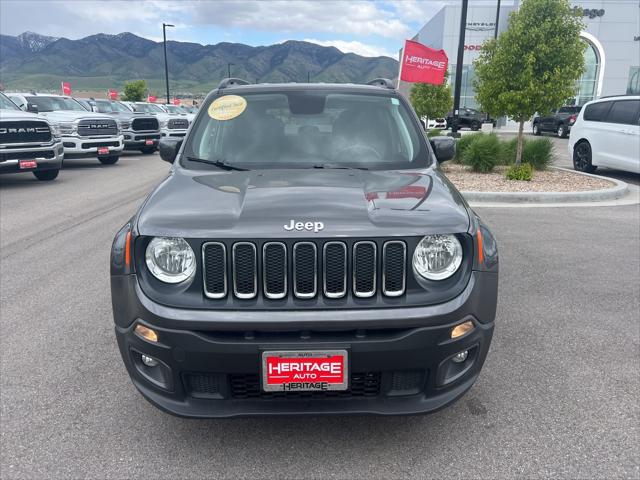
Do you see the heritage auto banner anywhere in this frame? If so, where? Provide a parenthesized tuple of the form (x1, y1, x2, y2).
(108, 89, 118, 100)
(61, 81, 71, 95)
(400, 40, 448, 85)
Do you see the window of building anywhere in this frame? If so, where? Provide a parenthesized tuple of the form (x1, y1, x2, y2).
(627, 67, 640, 95)
(575, 41, 599, 105)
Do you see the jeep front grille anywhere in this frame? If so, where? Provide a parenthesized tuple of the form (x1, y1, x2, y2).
(202, 240, 407, 301)
(132, 117, 159, 131)
(77, 119, 118, 136)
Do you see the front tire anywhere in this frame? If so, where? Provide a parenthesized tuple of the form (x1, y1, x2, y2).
(573, 141, 597, 173)
(98, 155, 120, 165)
(533, 123, 541, 136)
(557, 124, 567, 138)
(33, 169, 59, 181)
(470, 121, 481, 131)
(140, 146, 157, 154)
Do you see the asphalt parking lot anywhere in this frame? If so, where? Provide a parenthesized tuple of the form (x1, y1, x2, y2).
(1, 152, 639, 479)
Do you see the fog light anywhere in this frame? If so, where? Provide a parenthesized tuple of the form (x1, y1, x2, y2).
(452, 350, 468, 363)
(135, 324, 158, 343)
(451, 320, 474, 339)
(141, 354, 158, 367)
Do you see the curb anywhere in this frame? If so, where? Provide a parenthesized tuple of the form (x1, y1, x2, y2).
(461, 167, 629, 203)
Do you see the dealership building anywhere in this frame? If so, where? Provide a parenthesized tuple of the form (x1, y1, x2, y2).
(399, 0, 640, 109)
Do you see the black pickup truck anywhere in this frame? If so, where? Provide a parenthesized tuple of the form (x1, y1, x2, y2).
(532, 106, 582, 138)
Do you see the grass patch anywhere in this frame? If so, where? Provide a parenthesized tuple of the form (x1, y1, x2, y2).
(462, 134, 501, 173)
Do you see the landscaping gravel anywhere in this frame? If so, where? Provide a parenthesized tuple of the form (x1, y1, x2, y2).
(442, 164, 615, 192)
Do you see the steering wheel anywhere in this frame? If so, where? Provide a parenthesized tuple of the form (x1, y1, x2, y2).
(332, 144, 382, 163)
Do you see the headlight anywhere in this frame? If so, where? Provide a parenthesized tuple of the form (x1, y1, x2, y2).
(50, 124, 61, 139)
(57, 122, 76, 135)
(413, 234, 463, 281)
(145, 237, 196, 283)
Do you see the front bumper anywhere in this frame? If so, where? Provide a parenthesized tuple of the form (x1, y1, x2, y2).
(160, 127, 188, 138)
(112, 271, 497, 417)
(62, 135, 124, 158)
(122, 131, 161, 149)
(0, 140, 64, 175)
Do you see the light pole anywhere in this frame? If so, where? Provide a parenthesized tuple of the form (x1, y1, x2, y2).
(227, 63, 234, 78)
(162, 23, 174, 104)
(494, 0, 501, 39)
(451, 0, 469, 137)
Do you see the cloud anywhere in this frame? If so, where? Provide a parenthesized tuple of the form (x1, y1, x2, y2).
(187, 1, 412, 39)
(304, 39, 395, 58)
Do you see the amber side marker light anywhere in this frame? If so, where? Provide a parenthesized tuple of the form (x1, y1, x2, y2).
(451, 320, 474, 339)
(125, 231, 132, 267)
(476, 228, 484, 265)
(135, 324, 159, 343)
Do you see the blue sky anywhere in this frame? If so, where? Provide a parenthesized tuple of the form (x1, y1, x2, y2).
(0, 0, 445, 58)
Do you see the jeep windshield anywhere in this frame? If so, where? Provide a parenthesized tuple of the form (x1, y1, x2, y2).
(183, 91, 431, 171)
(0, 93, 20, 111)
(25, 96, 86, 112)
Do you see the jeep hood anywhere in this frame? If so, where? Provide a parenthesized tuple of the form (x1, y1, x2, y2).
(137, 168, 470, 238)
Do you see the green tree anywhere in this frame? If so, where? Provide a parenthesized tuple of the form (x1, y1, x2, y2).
(473, 0, 585, 165)
(410, 73, 452, 125)
(121, 80, 147, 101)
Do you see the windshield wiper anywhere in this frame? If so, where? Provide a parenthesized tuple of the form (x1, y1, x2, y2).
(186, 156, 248, 171)
(312, 163, 368, 171)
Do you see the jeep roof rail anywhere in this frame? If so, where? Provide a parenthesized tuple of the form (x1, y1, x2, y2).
(218, 78, 251, 89)
(366, 78, 395, 89)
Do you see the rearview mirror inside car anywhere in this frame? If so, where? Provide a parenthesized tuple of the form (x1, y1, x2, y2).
(26, 103, 39, 114)
(430, 136, 456, 162)
(159, 138, 183, 164)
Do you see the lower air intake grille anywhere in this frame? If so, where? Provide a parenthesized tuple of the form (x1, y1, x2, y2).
(184, 373, 224, 399)
(229, 372, 381, 399)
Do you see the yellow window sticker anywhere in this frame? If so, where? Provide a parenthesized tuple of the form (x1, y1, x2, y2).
(208, 95, 247, 120)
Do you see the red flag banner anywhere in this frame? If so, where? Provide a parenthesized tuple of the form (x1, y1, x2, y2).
(400, 40, 448, 85)
(108, 89, 118, 100)
(61, 81, 72, 95)
(172, 98, 181, 106)
(147, 95, 157, 103)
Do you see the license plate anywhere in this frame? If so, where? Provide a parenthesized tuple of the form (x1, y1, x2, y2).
(19, 160, 37, 169)
(145, 139, 154, 146)
(262, 350, 348, 392)
(97, 147, 109, 155)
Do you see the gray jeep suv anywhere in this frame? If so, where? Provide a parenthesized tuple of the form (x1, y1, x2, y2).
(110, 78, 499, 417)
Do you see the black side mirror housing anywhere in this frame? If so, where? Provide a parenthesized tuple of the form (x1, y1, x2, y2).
(26, 103, 39, 114)
(159, 138, 183, 163)
(430, 136, 456, 162)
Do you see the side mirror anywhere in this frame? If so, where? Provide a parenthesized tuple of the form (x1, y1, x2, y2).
(26, 103, 38, 114)
(430, 136, 456, 163)
(159, 137, 182, 163)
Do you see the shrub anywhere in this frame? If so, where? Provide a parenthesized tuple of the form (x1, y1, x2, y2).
(427, 129, 443, 138)
(455, 133, 482, 162)
(462, 134, 501, 173)
(506, 162, 533, 181)
(523, 138, 553, 170)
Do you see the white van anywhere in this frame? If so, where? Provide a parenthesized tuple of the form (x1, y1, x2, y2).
(568, 95, 640, 174)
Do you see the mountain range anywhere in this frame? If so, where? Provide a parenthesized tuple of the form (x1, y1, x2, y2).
(0, 32, 399, 95)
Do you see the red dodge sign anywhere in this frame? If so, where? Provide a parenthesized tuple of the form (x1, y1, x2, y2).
(400, 40, 448, 85)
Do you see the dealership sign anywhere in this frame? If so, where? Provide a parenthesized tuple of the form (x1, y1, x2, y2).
(400, 40, 448, 85)
(61, 82, 71, 96)
(108, 89, 118, 100)
(573, 6, 605, 18)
